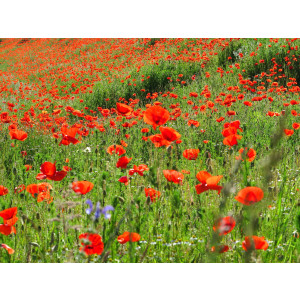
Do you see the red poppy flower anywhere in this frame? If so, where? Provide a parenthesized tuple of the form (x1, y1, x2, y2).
(0, 185, 9, 196)
(25, 164, 32, 172)
(0, 207, 18, 226)
(183, 149, 200, 160)
(242, 236, 268, 251)
(284, 129, 294, 136)
(0, 112, 11, 123)
(159, 126, 181, 142)
(148, 134, 169, 147)
(211, 245, 230, 253)
(59, 125, 80, 146)
(235, 187, 264, 205)
(163, 170, 184, 184)
(107, 145, 126, 156)
(0, 243, 15, 254)
(79, 233, 104, 256)
(195, 171, 223, 194)
(14, 184, 26, 194)
(292, 123, 300, 130)
(143, 106, 170, 130)
(36, 161, 67, 181)
(9, 129, 28, 141)
(72, 181, 94, 195)
(145, 188, 161, 202)
(148, 127, 181, 148)
(117, 232, 141, 244)
(118, 176, 130, 185)
(116, 103, 133, 116)
(116, 156, 132, 169)
(27, 183, 53, 203)
(129, 164, 149, 176)
(181, 169, 191, 174)
(213, 216, 236, 235)
(0, 225, 16, 236)
(236, 148, 256, 162)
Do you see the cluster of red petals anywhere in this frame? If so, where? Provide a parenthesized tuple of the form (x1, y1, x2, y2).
(26, 182, 53, 203)
(213, 216, 236, 235)
(79, 233, 104, 255)
(107, 144, 126, 156)
(163, 170, 184, 184)
(36, 161, 68, 181)
(59, 125, 81, 146)
(116, 102, 133, 116)
(143, 105, 170, 130)
(236, 148, 256, 162)
(0, 207, 18, 236)
(14, 184, 26, 194)
(149, 126, 181, 148)
(195, 171, 223, 194)
(72, 181, 94, 195)
(9, 128, 28, 141)
(222, 120, 243, 147)
(129, 164, 149, 176)
(0, 243, 15, 255)
(116, 156, 132, 169)
(211, 245, 230, 253)
(118, 176, 130, 185)
(235, 187, 264, 205)
(145, 188, 161, 202)
(117, 232, 141, 244)
(284, 129, 294, 136)
(0, 185, 9, 196)
(242, 236, 269, 251)
(183, 149, 200, 160)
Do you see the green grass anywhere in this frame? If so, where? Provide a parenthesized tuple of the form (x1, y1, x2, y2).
(0, 38, 299, 263)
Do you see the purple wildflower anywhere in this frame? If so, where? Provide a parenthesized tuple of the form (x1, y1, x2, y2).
(85, 199, 93, 215)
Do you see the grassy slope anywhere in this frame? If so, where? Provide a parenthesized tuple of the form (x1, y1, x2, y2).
(0, 38, 299, 263)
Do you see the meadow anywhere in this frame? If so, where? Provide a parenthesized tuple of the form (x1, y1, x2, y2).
(0, 38, 299, 263)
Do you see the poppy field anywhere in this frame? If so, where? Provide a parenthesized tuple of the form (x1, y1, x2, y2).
(0, 38, 299, 263)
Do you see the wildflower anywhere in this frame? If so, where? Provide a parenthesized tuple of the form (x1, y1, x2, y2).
(236, 148, 256, 162)
(36, 161, 67, 181)
(72, 181, 94, 195)
(26, 183, 53, 203)
(163, 170, 184, 184)
(116, 156, 132, 169)
(0, 207, 18, 236)
(95, 204, 114, 220)
(0, 185, 9, 196)
(183, 149, 200, 160)
(9, 129, 28, 141)
(145, 188, 161, 202)
(211, 245, 229, 253)
(143, 106, 170, 130)
(14, 184, 25, 193)
(129, 164, 149, 176)
(242, 236, 268, 251)
(284, 129, 294, 136)
(79, 233, 104, 256)
(0, 243, 15, 254)
(59, 125, 80, 146)
(118, 176, 129, 185)
(117, 232, 141, 244)
(85, 199, 93, 215)
(235, 187, 264, 205)
(116, 102, 133, 116)
(107, 145, 126, 156)
(213, 216, 236, 235)
(195, 171, 223, 195)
